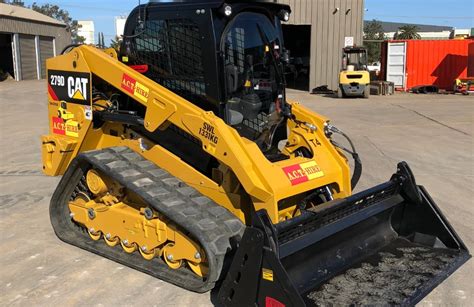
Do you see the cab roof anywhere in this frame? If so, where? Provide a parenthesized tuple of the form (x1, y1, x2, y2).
(147, 0, 290, 11)
(343, 46, 367, 53)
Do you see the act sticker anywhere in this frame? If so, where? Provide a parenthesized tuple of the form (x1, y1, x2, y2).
(52, 117, 65, 135)
(282, 161, 324, 186)
(48, 70, 91, 105)
(121, 73, 150, 103)
(52, 117, 79, 137)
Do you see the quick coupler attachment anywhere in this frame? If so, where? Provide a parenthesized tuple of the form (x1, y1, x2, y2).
(218, 162, 470, 306)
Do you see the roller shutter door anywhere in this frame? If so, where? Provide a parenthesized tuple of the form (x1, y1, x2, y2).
(39, 37, 54, 79)
(19, 34, 37, 80)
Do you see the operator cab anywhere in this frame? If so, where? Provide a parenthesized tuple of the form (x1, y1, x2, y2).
(121, 0, 291, 151)
(342, 46, 368, 72)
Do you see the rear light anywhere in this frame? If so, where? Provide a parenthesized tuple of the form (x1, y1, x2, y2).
(129, 65, 149, 73)
(265, 297, 285, 307)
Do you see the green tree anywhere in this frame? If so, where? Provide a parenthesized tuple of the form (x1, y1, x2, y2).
(1, 1, 85, 43)
(97, 32, 106, 48)
(110, 36, 122, 52)
(394, 25, 421, 40)
(363, 19, 386, 63)
(31, 3, 85, 43)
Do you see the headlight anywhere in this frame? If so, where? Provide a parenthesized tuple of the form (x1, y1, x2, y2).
(220, 4, 232, 17)
(279, 10, 290, 22)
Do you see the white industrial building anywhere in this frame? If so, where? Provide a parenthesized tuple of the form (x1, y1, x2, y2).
(115, 16, 127, 38)
(78, 20, 95, 44)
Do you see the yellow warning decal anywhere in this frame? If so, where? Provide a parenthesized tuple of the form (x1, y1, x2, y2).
(262, 268, 273, 281)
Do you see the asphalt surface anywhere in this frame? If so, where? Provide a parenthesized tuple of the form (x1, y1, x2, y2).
(0, 80, 472, 306)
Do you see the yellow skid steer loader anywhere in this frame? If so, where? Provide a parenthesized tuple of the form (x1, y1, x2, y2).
(42, 1, 470, 306)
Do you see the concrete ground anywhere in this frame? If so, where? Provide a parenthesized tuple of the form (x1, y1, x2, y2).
(0, 80, 472, 306)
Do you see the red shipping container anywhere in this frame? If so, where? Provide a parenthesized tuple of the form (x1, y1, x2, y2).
(381, 39, 473, 90)
(469, 42, 474, 77)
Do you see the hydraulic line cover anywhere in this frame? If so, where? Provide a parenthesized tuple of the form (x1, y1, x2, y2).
(218, 162, 470, 306)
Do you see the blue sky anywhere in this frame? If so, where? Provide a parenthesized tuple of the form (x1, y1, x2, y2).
(365, 0, 473, 28)
(24, 0, 474, 43)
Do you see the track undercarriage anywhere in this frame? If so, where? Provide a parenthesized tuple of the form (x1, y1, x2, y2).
(69, 168, 210, 276)
(50, 147, 244, 292)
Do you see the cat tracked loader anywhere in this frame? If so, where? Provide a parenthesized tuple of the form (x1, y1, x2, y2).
(42, 0, 470, 305)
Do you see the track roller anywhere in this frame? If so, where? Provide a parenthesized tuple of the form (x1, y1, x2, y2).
(104, 234, 120, 247)
(88, 228, 102, 241)
(163, 243, 183, 269)
(139, 246, 157, 260)
(121, 240, 138, 253)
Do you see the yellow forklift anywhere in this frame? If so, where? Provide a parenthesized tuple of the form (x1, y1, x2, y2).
(337, 46, 370, 98)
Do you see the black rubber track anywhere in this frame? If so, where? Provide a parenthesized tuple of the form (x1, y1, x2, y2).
(50, 147, 245, 293)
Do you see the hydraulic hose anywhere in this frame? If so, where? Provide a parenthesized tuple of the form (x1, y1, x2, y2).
(326, 124, 362, 190)
(61, 44, 83, 55)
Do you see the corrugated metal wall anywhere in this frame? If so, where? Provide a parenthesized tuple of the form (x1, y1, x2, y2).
(468, 42, 474, 77)
(278, 0, 365, 90)
(381, 39, 473, 90)
(0, 16, 71, 59)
